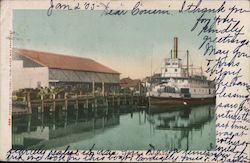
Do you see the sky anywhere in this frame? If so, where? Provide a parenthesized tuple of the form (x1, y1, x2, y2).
(13, 10, 215, 79)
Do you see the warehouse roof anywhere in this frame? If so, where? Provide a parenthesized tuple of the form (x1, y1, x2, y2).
(14, 48, 119, 74)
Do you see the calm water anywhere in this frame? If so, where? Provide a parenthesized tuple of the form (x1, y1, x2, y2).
(12, 104, 215, 150)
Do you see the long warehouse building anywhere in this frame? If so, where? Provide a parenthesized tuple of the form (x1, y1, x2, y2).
(12, 48, 120, 94)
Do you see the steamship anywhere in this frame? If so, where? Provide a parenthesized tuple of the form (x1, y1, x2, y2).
(147, 38, 216, 108)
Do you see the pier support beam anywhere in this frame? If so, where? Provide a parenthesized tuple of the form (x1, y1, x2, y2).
(41, 94, 44, 113)
(64, 92, 68, 111)
(75, 94, 79, 109)
(27, 93, 32, 114)
(92, 81, 95, 96)
(52, 93, 56, 112)
(86, 98, 89, 109)
(102, 82, 105, 96)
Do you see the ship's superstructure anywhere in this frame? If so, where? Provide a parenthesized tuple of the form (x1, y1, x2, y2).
(147, 37, 215, 107)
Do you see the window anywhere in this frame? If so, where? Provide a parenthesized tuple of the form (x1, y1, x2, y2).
(165, 68, 168, 72)
(175, 69, 177, 72)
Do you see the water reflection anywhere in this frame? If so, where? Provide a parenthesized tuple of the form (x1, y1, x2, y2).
(12, 106, 120, 149)
(147, 106, 215, 150)
(12, 105, 215, 150)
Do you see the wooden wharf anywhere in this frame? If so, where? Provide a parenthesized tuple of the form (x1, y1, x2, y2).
(13, 93, 148, 115)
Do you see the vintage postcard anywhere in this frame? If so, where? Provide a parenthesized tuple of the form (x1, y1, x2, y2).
(0, 0, 249, 162)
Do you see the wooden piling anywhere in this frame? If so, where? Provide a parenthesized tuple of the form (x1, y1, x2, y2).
(41, 94, 44, 113)
(75, 94, 79, 109)
(64, 92, 68, 111)
(92, 81, 95, 96)
(27, 93, 32, 114)
(20, 91, 147, 116)
(102, 82, 105, 96)
(86, 98, 89, 109)
(53, 93, 56, 112)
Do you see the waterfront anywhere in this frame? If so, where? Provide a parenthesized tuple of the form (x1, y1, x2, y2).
(12, 104, 215, 150)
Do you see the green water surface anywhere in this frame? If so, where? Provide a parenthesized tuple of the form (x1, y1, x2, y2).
(12, 105, 215, 151)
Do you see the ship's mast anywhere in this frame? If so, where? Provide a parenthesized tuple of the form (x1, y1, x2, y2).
(187, 50, 189, 77)
(191, 64, 193, 76)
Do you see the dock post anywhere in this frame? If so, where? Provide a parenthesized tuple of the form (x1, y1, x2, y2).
(53, 93, 56, 112)
(102, 82, 105, 97)
(93, 98, 98, 117)
(75, 94, 79, 109)
(124, 95, 127, 105)
(92, 81, 95, 96)
(75, 94, 79, 123)
(41, 94, 44, 113)
(64, 92, 68, 111)
(86, 98, 89, 109)
(27, 93, 32, 114)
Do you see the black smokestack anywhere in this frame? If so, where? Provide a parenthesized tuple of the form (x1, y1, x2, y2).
(173, 37, 178, 58)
